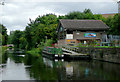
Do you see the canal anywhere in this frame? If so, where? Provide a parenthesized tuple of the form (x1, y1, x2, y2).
(1, 49, 120, 80)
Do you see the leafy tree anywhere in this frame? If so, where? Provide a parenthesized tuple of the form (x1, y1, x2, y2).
(24, 26, 33, 50)
(111, 14, 120, 35)
(0, 34, 1, 42)
(105, 14, 120, 35)
(83, 9, 92, 14)
(65, 9, 94, 19)
(65, 11, 86, 19)
(0, 24, 8, 45)
(11, 30, 23, 48)
(23, 14, 58, 50)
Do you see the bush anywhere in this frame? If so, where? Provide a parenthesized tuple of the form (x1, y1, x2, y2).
(27, 48, 41, 57)
(44, 39, 53, 47)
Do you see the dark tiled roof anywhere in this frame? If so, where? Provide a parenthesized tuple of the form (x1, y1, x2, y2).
(59, 19, 109, 30)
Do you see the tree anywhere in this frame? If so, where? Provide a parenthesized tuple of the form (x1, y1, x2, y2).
(105, 14, 120, 35)
(83, 9, 92, 14)
(65, 9, 94, 19)
(65, 11, 86, 19)
(11, 30, 23, 48)
(0, 33, 2, 46)
(0, 24, 8, 45)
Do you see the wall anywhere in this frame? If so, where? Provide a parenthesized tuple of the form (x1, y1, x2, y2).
(58, 39, 77, 47)
(65, 39, 77, 46)
(73, 31, 106, 40)
(58, 40, 65, 48)
(78, 47, 120, 64)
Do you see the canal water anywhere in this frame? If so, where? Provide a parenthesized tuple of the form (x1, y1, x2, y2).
(1, 49, 120, 80)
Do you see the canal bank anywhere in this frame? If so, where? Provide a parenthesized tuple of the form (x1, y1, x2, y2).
(79, 47, 120, 64)
(62, 46, 120, 64)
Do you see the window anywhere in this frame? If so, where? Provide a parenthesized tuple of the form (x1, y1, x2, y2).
(60, 27, 63, 31)
(71, 41, 75, 43)
(67, 44, 74, 46)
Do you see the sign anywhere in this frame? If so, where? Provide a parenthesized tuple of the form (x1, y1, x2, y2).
(76, 33, 80, 35)
(67, 40, 70, 42)
(85, 33, 96, 37)
(66, 34, 73, 39)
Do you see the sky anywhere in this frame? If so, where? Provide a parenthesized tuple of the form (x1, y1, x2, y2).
(0, 0, 119, 35)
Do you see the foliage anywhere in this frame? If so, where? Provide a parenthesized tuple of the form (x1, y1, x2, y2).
(44, 39, 53, 47)
(26, 48, 41, 57)
(24, 14, 58, 50)
(78, 46, 120, 48)
(104, 14, 120, 35)
(0, 24, 8, 45)
(0, 33, 2, 46)
(1, 46, 7, 54)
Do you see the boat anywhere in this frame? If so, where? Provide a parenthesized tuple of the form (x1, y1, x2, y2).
(42, 47, 64, 59)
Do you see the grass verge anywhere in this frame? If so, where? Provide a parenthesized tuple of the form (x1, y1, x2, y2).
(26, 48, 43, 57)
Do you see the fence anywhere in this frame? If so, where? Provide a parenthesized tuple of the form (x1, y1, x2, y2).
(45, 47, 63, 55)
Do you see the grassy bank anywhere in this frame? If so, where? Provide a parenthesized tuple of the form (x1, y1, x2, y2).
(26, 39, 53, 57)
(0, 46, 7, 64)
(26, 48, 43, 57)
(77, 46, 120, 48)
(2, 46, 7, 54)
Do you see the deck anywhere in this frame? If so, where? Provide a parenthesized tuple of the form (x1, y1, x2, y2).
(62, 48, 91, 60)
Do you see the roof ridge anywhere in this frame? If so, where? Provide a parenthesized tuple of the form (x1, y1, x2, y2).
(59, 19, 101, 21)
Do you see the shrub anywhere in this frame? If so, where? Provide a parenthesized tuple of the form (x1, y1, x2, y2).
(44, 39, 53, 47)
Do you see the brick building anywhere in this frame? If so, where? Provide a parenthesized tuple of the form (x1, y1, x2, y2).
(56, 19, 109, 47)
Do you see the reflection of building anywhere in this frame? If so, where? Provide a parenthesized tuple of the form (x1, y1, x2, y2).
(43, 58, 53, 68)
(57, 19, 109, 47)
(118, 1, 120, 13)
(66, 64, 73, 76)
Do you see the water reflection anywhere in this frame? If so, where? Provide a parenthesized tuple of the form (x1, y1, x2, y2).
(27, 56, 120, 80)
(2, 51, 34, 80)
(1, 49, 120, 80)
(65, 64, 73, 79)
(2, 58, 34, 80)
(2, 53, 8, 64)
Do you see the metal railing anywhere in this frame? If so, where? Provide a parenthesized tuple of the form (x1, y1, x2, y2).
(45, 47, 63, 55)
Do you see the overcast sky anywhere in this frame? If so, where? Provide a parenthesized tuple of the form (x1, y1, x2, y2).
(0, 0, 119, 34)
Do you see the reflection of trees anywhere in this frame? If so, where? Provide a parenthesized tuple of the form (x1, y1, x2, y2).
(24, 54, 35, 65)
(2, 53, 8, 64)
(61, 60, 120, 80)
(90, 61, 120, 80)
(24, 54, 120, 80)
(27, 56, 58, 80)
(9, 53, 24, 63)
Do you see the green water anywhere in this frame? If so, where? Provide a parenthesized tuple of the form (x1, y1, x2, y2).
(1, 49, 120, 80)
